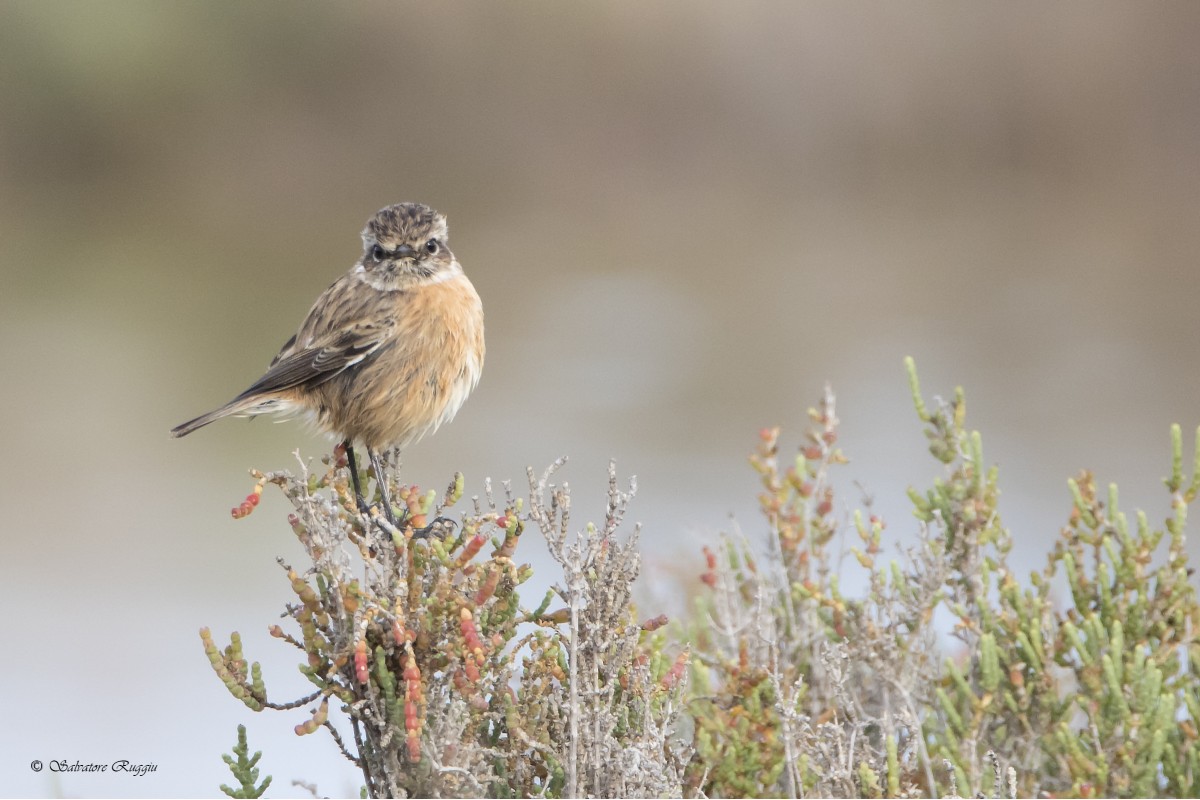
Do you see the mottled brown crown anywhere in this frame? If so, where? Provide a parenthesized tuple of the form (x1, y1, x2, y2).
(362, 203, 448, 250)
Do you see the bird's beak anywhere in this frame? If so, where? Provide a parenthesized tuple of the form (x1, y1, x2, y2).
(393, 244, 417, 259)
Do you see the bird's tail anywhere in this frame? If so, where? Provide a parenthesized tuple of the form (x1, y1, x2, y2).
(171, 397, 263, 438)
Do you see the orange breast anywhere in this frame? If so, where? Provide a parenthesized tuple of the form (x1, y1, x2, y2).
(314, 273, 484, 449)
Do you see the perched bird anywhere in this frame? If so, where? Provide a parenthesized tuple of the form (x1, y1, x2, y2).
(172, 202, 485, 526)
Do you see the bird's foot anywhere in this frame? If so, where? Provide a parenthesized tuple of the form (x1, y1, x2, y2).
(408, 515, 457, 540)
(350, 487, 453, 541)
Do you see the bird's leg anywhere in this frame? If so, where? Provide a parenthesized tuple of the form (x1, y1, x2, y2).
(365, 447, 455, 540)
(343, 441, 372, 516)
(367, 447, 400, 527)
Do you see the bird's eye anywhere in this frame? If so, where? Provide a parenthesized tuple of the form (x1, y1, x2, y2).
(424, 239, 439, 255)
(370, 244, 386, 262)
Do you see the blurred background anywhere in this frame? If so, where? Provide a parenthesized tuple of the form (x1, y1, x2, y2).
(2, 2, 1199, 796)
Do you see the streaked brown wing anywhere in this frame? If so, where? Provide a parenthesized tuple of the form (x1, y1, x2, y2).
(234, 272, 396, 402)
(233, 321, 390, 401)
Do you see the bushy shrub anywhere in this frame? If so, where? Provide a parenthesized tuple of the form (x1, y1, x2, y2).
(204, 361, 1200, 797)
